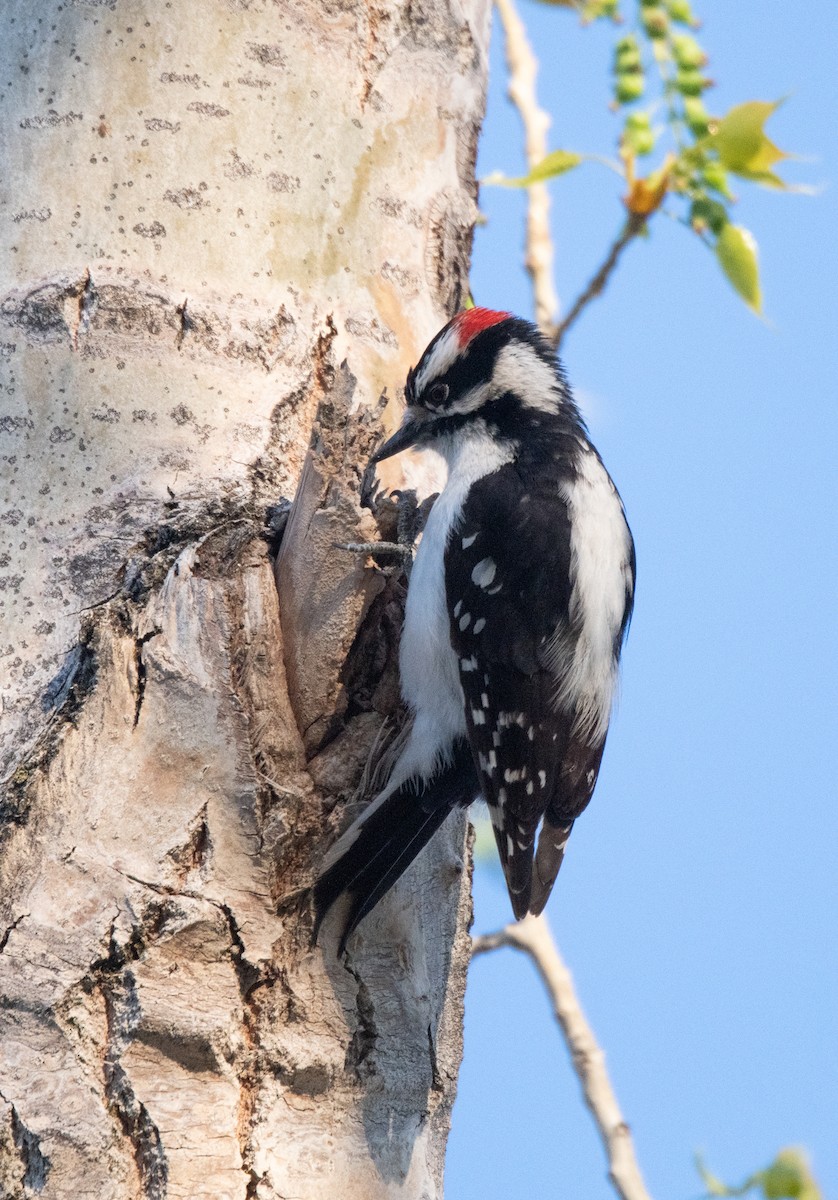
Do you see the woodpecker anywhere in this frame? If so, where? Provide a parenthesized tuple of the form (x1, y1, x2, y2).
(314, 308, 635, 951)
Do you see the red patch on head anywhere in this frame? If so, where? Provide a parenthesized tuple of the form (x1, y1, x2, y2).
(452, 307, 511, 348)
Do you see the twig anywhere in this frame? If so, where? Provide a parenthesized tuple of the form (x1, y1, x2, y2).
(333, 540, 412, 561)
(495, 0, 560, 333)
(551, 212, 646, 350)
(472, 912, 653, 1200)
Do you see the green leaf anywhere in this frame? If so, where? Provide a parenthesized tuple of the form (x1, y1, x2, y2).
(641, 6, 669, 37)
(624, 111, 656, 156)
(696, 1149, 823, 1200)
(683, 95, 710, 136)
(711, 100, 791, 186)
(671, 33, 706, 68)
(696, 1152, 761, 1198)
(676, 67, 709, 96)
(760, 1149, 821, 1200)
(696, 1154, 742, 1197)
(578, 0, 621, 17)
(483, 150, 584, 188)
(667, 0, 697, 25)
(715, 223, 761, 312)
(615, 34, 642, 72)
(701, 160, 733, 199)
(614, 72, 645, 103)
(690, 195, 728, 235)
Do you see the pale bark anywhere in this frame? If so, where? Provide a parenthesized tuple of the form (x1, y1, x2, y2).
(0, 2, 490, 1197)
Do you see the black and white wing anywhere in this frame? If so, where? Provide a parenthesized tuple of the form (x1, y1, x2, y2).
(445, 461, 629, 917)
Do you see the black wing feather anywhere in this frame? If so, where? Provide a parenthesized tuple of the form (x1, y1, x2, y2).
(313, 739, 478, 953)
(445, 462, 606, 915)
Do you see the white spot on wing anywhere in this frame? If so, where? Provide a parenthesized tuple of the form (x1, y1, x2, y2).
(471, 708, 486, 725)
(498, 711, 526, 728)
(473, 617, 486, 635)
(459, 612, 471, 631)
(471, 557, 497, 588)
(479, 749, 498, 774)
(462, 532, 477, 549)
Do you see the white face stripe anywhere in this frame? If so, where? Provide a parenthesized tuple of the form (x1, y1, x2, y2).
(491, 342, 561, 413)
(446, 382, 490, 415)
(415, 329, 563, 419)
(414, 326, 460, 394)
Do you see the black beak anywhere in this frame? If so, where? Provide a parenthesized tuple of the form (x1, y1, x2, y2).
(370, 411, 429, 465)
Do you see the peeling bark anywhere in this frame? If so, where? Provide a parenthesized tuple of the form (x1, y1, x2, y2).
(0, 1, 490, 1196)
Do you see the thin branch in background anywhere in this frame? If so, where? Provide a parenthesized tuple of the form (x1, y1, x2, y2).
(494, 0, 561, 334)
(552, 212, 646, 351)
(472, 912, 653, 1200)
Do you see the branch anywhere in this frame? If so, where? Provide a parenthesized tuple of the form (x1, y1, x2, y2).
(472, 912, 653, 1200)
(494, 0, 560, 333)
(551, 212, 646, 350)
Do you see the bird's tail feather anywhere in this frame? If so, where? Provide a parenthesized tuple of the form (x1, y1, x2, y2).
(313, 742, 477, 954)
(529, 819, 573, 916)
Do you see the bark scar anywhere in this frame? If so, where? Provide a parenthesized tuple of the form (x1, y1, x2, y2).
(174, 296, 190, 349)
(342, 954, 379, 1078)
(73, 267, 98, 347)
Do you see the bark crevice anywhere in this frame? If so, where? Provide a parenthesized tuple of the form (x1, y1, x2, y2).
(343, 955, 380, 1080)
(102, 977, 169, 1200)
(1, 1095, 51, 1196)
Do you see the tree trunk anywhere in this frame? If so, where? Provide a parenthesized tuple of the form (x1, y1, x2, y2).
(0, 2, 490, 1196)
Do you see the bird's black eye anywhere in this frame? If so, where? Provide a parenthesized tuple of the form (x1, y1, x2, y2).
(427, 382, 449, 410)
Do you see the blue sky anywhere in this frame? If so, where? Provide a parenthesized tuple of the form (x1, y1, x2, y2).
(447, 2, 838, 1197)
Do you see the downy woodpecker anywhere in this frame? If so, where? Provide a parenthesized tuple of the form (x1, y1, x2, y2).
(314, 308, 635, 951)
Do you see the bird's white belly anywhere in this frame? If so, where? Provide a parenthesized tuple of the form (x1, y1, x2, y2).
(399, 486, 465, 743)
(395, 427, 516, 784)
